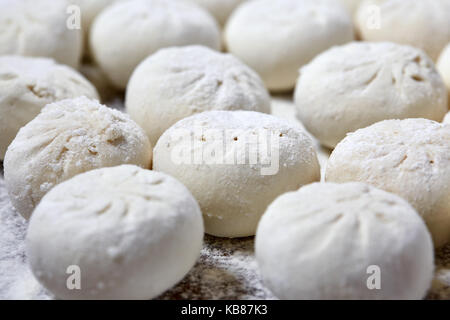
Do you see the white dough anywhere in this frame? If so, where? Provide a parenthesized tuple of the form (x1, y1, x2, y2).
(437, 43, 450, 106)
(295, 42, 448, 148)
(356, 0, 450, 61)
(27, 165, 203, 300)
(0, 56, 99, 160)
(0, 0, 83, 68)
(256, 182, 434, 300)
(126, 46, 271, 146)
(224, 0, 354, 92)
(186, 0, 246, 26)
(153, 110, 321, 238)
(326, 119, 450, 247)
(4, 97, 152, 219)
(90, 0, 221, 89)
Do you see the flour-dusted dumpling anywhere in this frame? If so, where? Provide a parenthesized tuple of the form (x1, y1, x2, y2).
(187, 0, 246, 26)
(90, 0, 221, 89)
(224, 0, 354, 92)
(27, 165, 203, 300)
(153, 111, 321, 238)
(326, 119, 450, 247)
(0, 56, 99, 160)
(126, 46, 271, 146)
(437, 43, 450, 106)
(256, 182, 434, 300)
(4, 97, 152, 219)
(0, 0, 83, 68)
(356, 0, 450, 61)
(295, 42, 448, 148)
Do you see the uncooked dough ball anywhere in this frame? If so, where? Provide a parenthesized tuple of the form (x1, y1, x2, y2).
(295, 42, 448, 148)
(356, 0, 450, 61)
(90, 0, 221, 89)
(4, 97, 152, 219)
(27, 165, 203, 300)
(153, 110, 321, 237)
(326, 119, 450, 247)
(0, 56, 99, 160)
(256, 182, 434, 300)
(437, 43, 450, 105)
(126, 46, 271, 146)
(224, 0, 354, 92)
(187, 0, 246, 26)
(0, 0, 83, 68)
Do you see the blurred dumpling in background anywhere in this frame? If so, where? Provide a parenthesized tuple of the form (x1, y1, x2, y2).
(90, 0, 221, 90)
(356, 0, 450, 61)
(225, 0, 354, 92)
(186, 0, 247, 26)
(0, 0, 82, 68)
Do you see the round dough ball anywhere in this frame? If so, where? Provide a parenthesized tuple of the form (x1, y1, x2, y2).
(295, 42, 448, 148)
(186, 0, 246, 26)
(90, 0, 221, 89)
(224, 0, 354, 92)
(27, 165, 203, 300)
(325, 119, 450, 247)
(0, 56, 99, 160)
(0, 0, 83, 68)
(4, 97, 152, 219)
(256, 182, 434, 300)
(126, 45, 271, 146)
(356, 0, 450, 61)
(153, 110, 321, 237)
(437, 43, 450, 106)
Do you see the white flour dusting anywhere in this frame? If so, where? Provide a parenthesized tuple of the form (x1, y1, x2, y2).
(1, 96, 449, 299)
(0, 174, 51, 299)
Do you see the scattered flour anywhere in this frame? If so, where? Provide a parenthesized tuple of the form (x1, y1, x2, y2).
(1, 97, 450, 299)
(0, 173, 52, 299)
